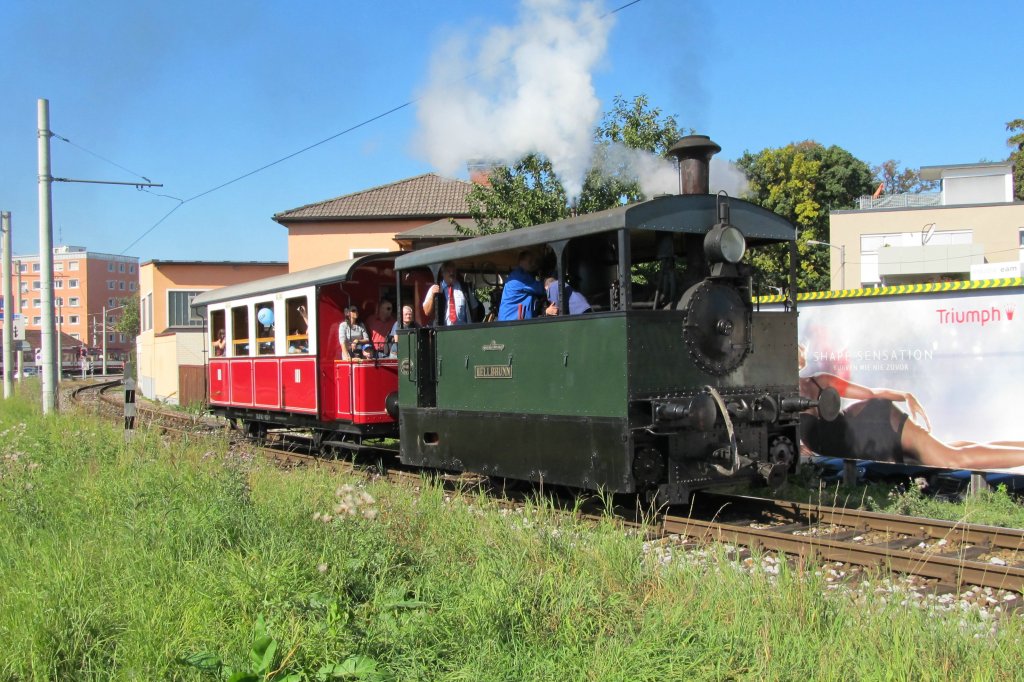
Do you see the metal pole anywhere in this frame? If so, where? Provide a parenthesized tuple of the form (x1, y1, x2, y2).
(37, 98, 57, 414)
(102, 305, 107, 376)
(839, 244, 846, 290)
(2, 211, 12, 398)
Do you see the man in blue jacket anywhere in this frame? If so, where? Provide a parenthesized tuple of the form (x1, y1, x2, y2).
(498, 251, 546, 321)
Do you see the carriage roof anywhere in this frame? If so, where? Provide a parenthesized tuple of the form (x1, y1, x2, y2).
(190, 252, 399, 309)
(394, 193, 794, 270)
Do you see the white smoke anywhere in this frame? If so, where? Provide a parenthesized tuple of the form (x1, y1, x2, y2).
(414, 0, 613, 200)
(590, 145, 752, 199)
(710, 158, 751, 198)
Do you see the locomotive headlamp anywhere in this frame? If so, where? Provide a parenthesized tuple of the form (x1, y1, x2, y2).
(704, 223, 746, 264)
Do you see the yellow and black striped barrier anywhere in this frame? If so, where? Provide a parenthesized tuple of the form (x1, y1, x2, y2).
(754, 277, 1024, 304)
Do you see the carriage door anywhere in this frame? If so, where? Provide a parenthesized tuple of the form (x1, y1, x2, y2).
(412, 326, 437, 408)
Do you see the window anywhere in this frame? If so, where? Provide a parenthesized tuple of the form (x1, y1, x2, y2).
(69, 297, 80, 307)
(69, 261, 79, 271)
(129, 264, 136, 274)
(255, 301, 275, 355)
(351, 249, 388, 259)
(209, 310, 226, 356)
(32, 298, 40, 308)
(231, 306, 250, 356)
(55, 262, 63, 271)
(20, 299, 27, 309)
(55, 297, 63, 306)
(54, 280, 63, 289)
(107, 262, 114, 272)
(69, 315, 79, 324)
(107, 316, 115, 325)
(129, 281, 136, 291)
(141, 293, 153, 332)
(119, 263, 125, 273)
(19, 263, 26, 273)
(107, 281, 115, 290)
(32, 281, 40, 290)
(20, 283, 28, 293)
(33, 263, 40, 272)
(168, 290, 205, 327)
(285, 295, 309, 354)
(32, 316, 41, 325)
(68, 279, 78, 288)
(108, 333, 115, 342)
(118, 281, 125, 290)
(108, 298, 116, 307)
(119, 334, 125, 342)
(71, 333, 80, 341)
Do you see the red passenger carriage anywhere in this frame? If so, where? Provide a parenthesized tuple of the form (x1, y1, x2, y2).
(191, 253, 411, 443)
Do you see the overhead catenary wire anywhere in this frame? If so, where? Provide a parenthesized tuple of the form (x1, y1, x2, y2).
(114, 0, 646, 255)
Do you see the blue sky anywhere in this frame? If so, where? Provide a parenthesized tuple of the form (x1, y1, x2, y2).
(1, 0, 1020, 264)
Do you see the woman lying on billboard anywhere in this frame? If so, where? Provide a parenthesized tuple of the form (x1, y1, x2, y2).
(798, 345, 1024, 470)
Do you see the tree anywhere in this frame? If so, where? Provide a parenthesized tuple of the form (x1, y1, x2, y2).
(736, 142, 874, 292)
(113, 294, 140, 339)
(873, 159, 937, 195)
(1008, 118, 1024, 201)
(465, 95, 684, 233)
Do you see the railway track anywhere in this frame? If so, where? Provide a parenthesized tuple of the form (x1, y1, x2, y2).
(67, 382, 1024, 599)
(643, 492, 1024, 597)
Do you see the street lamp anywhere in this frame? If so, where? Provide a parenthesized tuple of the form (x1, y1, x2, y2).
(807, 240, 846, 290)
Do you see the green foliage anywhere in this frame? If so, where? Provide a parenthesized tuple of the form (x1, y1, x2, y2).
(466, 94, 684, 234)
(737, 141, 874, 291)
(463, 153, 569, 234)
(113, 294, 140, 339)
(873, 159, 938, 195)
(1007, 118, 1024, 201)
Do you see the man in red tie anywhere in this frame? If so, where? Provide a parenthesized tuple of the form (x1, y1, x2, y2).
(422, 262, 474, 326)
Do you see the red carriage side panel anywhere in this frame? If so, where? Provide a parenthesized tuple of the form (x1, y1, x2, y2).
(281, 357, 318, 413)
(209, 360, 229, 404)
(253, 359, 281, 409)
(229, 359, 254, 406)
(318, 295, 345, 421)
(352, 360, 398, 424)
(333, 361, 354, 420)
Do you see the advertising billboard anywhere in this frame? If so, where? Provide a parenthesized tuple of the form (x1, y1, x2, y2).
(795, 281, 1024, 474)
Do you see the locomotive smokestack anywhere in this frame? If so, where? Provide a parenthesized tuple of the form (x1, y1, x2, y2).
(666, 134, 721, 195)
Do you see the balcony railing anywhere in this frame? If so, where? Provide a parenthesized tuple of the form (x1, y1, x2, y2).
(856, 193, 941, 210)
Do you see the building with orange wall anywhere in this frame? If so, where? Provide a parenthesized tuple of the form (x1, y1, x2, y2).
(137, 260, 287, 405)
(274, 173, 473, 271)
(8, 246, 138, 364)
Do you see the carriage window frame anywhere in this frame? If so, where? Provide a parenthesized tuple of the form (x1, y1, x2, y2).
(285, 295, 310, 355)
(209, 309, 226, 357)
(255, 301, 275, 356)
(231, 306, 250, 356)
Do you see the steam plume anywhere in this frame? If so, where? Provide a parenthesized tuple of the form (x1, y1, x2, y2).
(414, 0, 613, 200)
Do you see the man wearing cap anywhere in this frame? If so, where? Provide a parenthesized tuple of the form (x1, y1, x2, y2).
(337, 305, 370, 360)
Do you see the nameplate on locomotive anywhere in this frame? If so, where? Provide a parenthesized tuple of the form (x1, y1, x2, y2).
(474, 365, 512, 379)
(482, 341, 505, 351)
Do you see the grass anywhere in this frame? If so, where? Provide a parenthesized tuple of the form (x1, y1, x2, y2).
(1, 393, 1023, 680)
(775, 462, 1024, 529)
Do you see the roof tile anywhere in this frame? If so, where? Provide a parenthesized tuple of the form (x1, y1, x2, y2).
(274, 173, 474, 221)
